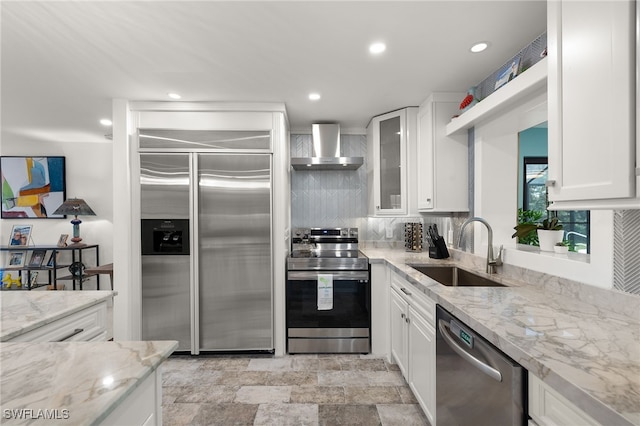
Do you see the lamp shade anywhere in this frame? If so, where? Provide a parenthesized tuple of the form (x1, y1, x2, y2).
(53, 198, 96, 217)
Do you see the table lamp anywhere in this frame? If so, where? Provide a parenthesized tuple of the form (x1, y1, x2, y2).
(52, 198, 96, 244)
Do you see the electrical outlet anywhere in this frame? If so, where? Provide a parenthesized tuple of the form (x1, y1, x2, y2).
(386, 227, 393, 239)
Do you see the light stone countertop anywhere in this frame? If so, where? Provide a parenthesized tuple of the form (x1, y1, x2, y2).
(0, 340, 177, 425)
(0, 291, 116, 342)
(361, 246, 640, 426)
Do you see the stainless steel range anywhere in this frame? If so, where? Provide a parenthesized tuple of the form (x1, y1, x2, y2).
(286, 227, 370, 353)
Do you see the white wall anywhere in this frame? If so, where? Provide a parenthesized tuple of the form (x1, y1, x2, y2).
(474, 90, 613, 289)
(1, 140, 114, 289)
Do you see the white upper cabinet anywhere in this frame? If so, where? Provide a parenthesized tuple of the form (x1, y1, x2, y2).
(547, 0, 639, 209)
(367, 108, 418, 216)
(417, 93, 469, 212)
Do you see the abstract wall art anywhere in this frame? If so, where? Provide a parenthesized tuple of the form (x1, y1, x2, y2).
(1, 156, 66, 219)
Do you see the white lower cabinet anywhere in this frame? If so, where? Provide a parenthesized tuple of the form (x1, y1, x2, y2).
(528, 373, 600, 426)
(9, 301, 108, 342)
(389, 272, 436, 425)
(101, 368, 162, 426)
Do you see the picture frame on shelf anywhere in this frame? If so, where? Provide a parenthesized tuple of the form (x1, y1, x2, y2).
(57, 234, 68, 247)
(45, 250, 59, 267)
(0, 156, 66, 219)
(28, 250, 46, 267)
(30, 271, 39, 287)
(494, 57, 521, 90)
(7, 251, 26, 267)
(8, 224, 33, 247)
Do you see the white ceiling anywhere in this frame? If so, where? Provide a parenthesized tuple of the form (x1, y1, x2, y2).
(1, 1, 546, 144)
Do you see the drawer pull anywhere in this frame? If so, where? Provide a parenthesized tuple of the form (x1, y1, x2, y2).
(400, 287, 412, 296)
(57, 328, 84, 342)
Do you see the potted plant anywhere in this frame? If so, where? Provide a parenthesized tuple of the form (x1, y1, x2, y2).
(553, 241, 569, 254)
(512, 216, 564, 252)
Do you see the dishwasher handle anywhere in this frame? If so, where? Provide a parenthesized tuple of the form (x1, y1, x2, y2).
(438, 319, 502, 382)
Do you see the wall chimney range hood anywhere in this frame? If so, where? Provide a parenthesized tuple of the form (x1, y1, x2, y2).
(291, 124, 364, 170)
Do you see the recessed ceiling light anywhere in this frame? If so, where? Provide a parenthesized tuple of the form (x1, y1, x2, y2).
(369, 42, 386, 54)
(309, 93, 321, 101)
(470, 42, 489, 53)
(168, 92, 181, 99)
(99, 119, 112, 126)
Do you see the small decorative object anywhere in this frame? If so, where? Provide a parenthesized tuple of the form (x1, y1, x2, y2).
(512, 216, 564, 252)
(459, 86, 478, 113)
(57, 234, 69, 247)
(7, 251, 26, 267)
(494, 58, 521, 90)
(405, 222, 423, 252)
(1, 156, 66, 219)
(28, 250, 46, 267)
(68, 261, 86, 277)
(52, 198, 96, 244)
(45, 250, 59, 267)
(8, 224, 32, 246)
(2, 272, 22, 288)
(553, 241, 569, 254)
(29, 271, 39, 287)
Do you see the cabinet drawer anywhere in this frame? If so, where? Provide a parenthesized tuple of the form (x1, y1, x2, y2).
(390, 270, 435, 326)
(10, 301, 107, 342)
(528, 373, 600, 426)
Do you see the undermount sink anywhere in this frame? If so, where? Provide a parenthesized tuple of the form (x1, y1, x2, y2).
(409, 265, 506, 287)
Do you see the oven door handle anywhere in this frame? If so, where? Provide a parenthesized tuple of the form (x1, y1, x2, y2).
(287, 271, 369, 281)
(438, 319, 502, 382)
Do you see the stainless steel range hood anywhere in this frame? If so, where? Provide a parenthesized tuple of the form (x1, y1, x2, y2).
(291, 124, 364, 170)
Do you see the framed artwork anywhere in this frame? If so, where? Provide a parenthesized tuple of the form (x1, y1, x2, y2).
(7, 251, 26, 267)
(8, 224, 32, 247)
(45, 250, 59, 267)
(28, 250, 46, 267)
(1, 156, 66, 219)
(57, 234, 69, 247)
(494, 58, 521, 91)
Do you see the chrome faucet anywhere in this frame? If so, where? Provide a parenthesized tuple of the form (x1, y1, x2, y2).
(457, 217, 503, 274)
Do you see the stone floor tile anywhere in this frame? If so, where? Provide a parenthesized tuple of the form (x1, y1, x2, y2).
(344, 386, 402, 404)
(162, 402, 201, 426)
(318, 371, 371, 386)
(366, 371, 407, 387)
(339, 358, 388, 371)
(216, 370, 270, 386)
(197, 357, 251, 371)
(234, 385, 292, 404)
(397, 386, 419, 404)
(173, 385, 240, 403)
(292, 357, 321, 372)
(190, 403, 258, 426)
(385, 360, 401, 372)
(377, 404, 430, 426)
(317, 358, 342, 371)
(254, 403, 319, 426)
(266, 371, 318, 386)
(318, 404, 381, 426)
(290, 385, 346, 404)
(163, 369, 223, 387)
(247, 357, 293, 371)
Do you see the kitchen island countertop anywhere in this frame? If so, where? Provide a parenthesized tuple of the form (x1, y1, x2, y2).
(361, 246, 640, 426)
(0, 340, 177, 425)
(0, 290, 115, 342)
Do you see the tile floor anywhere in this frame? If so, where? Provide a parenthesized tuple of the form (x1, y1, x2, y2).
(162, 354, 431, 426)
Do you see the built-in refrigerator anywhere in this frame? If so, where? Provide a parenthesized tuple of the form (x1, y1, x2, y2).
(140, 152, 273, 354)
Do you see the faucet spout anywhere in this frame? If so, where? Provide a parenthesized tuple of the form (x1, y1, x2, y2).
(457, 217, 503, 274)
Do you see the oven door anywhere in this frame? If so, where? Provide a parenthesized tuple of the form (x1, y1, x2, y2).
(286, 270, 371, 353)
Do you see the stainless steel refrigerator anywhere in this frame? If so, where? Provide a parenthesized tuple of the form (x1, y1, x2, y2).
(141, 152, 273, 354)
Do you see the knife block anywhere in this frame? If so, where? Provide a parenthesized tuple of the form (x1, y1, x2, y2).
(429, 236, 450, 259)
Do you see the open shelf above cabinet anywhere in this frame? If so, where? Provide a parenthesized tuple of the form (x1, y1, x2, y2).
(445, 57, 548, 136)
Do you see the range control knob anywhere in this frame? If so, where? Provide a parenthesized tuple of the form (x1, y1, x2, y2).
(350, 229, 358, 237)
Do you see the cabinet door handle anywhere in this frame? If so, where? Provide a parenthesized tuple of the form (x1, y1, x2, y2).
(405, 317, 410, 324)
(400, 287, 412, 296)
(545, 180, 556, 187)
(400, 313, 405, 319)
(56, 328, 84, 342)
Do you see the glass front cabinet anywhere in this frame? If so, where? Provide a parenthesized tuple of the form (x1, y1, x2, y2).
(367, 107, 417, 216)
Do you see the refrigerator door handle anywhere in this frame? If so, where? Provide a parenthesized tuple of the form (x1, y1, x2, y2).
(438, 319, 502, 382)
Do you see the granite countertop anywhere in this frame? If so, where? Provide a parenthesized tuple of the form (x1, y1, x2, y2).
(0, 340, 177, 425)
(0, 291, 116, 342)
(361, 247, 640, 426)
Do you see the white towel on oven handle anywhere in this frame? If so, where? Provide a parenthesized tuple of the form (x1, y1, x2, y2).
(317, 274, 333, 310)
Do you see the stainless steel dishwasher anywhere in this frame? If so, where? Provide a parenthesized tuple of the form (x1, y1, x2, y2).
(436, 305, 526, 425)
